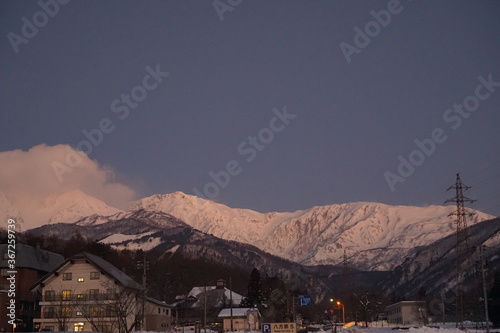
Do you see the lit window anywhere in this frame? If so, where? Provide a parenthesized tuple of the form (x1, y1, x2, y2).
(61, 307, 71, 317)
(77, 277, 84, 282)
(76, 311, 83, 317)
(90, 306, 99, 317)
(62, 290, 71, 301)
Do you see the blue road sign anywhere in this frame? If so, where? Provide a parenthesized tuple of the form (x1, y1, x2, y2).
(262, 324, 271, 333)
(298, 295, 311, 306)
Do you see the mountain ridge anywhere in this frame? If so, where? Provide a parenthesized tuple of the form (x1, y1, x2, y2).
(1, 190, 494, 271)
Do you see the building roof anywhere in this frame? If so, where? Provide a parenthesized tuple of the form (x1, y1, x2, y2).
(0, 243, 64, 272)
(175, 285, 243, 309)
(385, 301, 425, 310)
(147, 297, 172, 308)
(80, 252, 142, 290)
(218, 308, 260, 317)
(31, 251, 142, 292)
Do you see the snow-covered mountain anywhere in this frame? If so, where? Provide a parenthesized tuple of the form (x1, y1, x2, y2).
(129, 192, 494, 270)
(41, 190, 123, 224)
(379, 216, 500, 302)
(0, 189, 123, 230)
(2, 190, 495, 271)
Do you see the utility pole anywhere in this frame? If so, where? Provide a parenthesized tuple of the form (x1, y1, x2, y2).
(136, 252, 149, 331)
(229, 276, 233, 332)
(203, 284, 207, 333)
(445, 173, 475, 328)
(480, 245, 490, 333)
(342, 249, 350, 322)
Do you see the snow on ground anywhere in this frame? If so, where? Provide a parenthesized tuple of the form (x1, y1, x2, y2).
(100, 231, 156, 244)
(135, 326, 497, 333)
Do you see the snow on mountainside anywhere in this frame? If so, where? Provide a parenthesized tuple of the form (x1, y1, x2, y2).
(130, 192, 494, 270)
(4, 189, 495, 271)
(41, 190, 123, 224)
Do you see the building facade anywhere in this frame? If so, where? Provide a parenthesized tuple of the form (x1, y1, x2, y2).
(0, 244, 64, 332)
(385, 301, 427, 326)
(218, 308, 260, 331)
(32, 252, 144, 333)
(145, 297, 173, 331)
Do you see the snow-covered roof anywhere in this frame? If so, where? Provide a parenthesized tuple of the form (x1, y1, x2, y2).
(147, 297, 172, 307)
(218, 308, 260, 317)
(175, 285, 244, 308)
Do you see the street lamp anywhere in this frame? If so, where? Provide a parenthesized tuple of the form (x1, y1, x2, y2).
(329, 299, 345, 328)
(336, 301, 345, 324)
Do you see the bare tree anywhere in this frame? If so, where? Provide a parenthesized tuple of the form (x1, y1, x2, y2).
(45, 288, 75, 331)
(73, 283, 142, 333)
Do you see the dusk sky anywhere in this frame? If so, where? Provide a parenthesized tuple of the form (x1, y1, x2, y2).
(1, 1, 499, 218)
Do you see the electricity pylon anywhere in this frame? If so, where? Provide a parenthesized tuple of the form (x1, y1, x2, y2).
(445, 173, 475, 328)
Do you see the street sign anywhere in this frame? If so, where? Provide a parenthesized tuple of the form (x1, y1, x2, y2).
(262, 323, 296, 333)
(298, 294, 311, 306)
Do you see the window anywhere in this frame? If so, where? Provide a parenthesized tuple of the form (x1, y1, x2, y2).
(76, 311, 83, 317)
(90, 271, 100, 280)
(106, 288, 115, 299)
(77, 277, 84, 282)
(105, 305, 115, 317)
(166, 308, 169, 315)
(44, 307, 55, 318)
(158, 308, 161, 314)
(77, 294, 85, 300)
(63, 273, 72, 281)
(89, 289, 99, 300)
(45, 290, 55, 301)
(90, 306, 100, 317)
(61, 307, 71, 318)
(99, 325, 113, 333)
(44, 326, 54, 331)
(62, 290, 71, 301)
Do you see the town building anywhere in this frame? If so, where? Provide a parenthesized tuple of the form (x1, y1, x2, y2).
(173, 279, 243, 327)
(31, 251, 171, 333)
(0, 243, 64, 332)
(217, 307, 260, 331)
(385, 301, 427, 325)
(145, 297, 173, 331)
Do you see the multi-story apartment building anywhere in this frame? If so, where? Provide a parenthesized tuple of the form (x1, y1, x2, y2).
(32, 252, 149, 333)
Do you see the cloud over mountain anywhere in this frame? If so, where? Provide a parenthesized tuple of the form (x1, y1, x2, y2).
(0, 144, 136, 229)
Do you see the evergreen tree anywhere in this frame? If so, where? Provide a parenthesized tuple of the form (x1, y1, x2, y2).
(242, 268, 264, 307)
